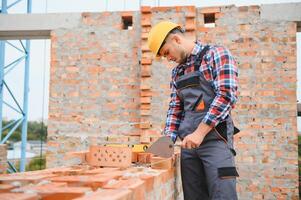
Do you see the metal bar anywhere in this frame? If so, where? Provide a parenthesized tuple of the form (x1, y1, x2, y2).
(2, 119, 18, 131)
(7, 160, 18, 173)
(0, 41, 4, 141)
(3, 100, 23, 114)
(0, 0, 7, 142)
(4, 56, 26, 75)
(1, 0, 8, 13)
(5, 41, 25, 53)
(20, 0, 32, 172)
(19, 40, 26, 52)
(0, 117, 23, 144)
(4, 55, 26, 70)
(3, 81, 24, 114)
(7, 0, 22, 10)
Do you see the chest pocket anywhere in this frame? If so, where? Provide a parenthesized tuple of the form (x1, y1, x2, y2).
(175, 74, 200, 91)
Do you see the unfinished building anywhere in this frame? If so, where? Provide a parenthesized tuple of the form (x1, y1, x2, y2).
(0, 2, 300, 200)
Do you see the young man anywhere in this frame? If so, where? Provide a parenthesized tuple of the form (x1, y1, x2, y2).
(147, 21, 239, 199)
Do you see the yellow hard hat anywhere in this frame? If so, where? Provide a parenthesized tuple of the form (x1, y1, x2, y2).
(147, 21, 181, 57)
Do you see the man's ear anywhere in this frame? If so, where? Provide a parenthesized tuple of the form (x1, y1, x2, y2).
(172, 34, 182, 45)
(169, 34, 181, 45)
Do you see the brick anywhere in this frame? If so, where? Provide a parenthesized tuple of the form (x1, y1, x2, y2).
(131, 152, 139, 163)
(17, 185, 91, 200)
(138, 174, 154, 192)
(73, 189, 132, 200)
(87, 146, 132, 168)
(140, 83, 151, 90)
(141, 58, 152, 65)
(139, 122, 151, 129)
(185, 11, 196, 18)
(121, 11, 132, 17)
(141, 6, 151, 13)
(103, 178, 145, 199)
(140, 97, 151, 104)
(140, 109, 151, 116)
(137, 153, 153, 163)
(141, 18, 151, 27)
(141, 44, 150, 52)
(141, 65, 151, 77)
(140, 90, 152, 97)
(0, 193, 39, 200)
(0, 173, 57, 184)
(83, 167, 120, 175)
(50, 174, 120, 190)
(200, 7, 221, 13)
(151, 156, 173, 170)
(141, 32, 149, 40)
(0, 184, 15, 193)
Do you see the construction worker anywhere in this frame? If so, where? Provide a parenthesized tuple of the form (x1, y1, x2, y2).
(148, 21, 239, 200)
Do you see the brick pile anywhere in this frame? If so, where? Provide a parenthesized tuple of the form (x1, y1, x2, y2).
(0, 146, 180, 200)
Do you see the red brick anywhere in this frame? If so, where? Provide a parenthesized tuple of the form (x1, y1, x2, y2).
(141, 65, 151, 77)
(140, 90, 152, 97)
(200, 7, 221, 13)
(83, 167, 120, 175)
(0, 193, 38, 200)
(50, 174, 121, 190)
(139, 122, 151, 129)
(17, 185, 91, 200)
(141, 58, 152, 65)
(87, 146, 132, 168)
(140, 97, 151, 104)
(151, 156, 173, 170)
(103, 178, 145, 199)
(0, 173, 58, 184)
(121, 11, 132, 17)
(140, 83, 151, 90)
(140, 109, 151, 116)
(73, 189, 132, 200)
(137, 153, 153, 163)
(131, 152, 139, 163)
(0, 184, 15, 193)
(139, 174, 154, 192)
(141, 6, 151, 13)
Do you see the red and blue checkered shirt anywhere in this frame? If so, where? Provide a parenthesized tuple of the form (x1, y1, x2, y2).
(164, 42, 239, 142)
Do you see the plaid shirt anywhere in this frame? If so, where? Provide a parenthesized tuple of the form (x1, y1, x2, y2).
(164, 42, 239, 142)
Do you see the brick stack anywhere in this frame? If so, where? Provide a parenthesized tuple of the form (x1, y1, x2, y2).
(182, 6, 197, 41)
(0, 144, 7, 174)
(139, 6, 154, 144)
(0, 148, 179, 200)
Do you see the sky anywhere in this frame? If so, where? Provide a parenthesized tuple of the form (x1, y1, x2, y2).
(1, 0, 301, 133)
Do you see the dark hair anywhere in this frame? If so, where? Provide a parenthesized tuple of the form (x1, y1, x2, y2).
(157, 27, 185, 55)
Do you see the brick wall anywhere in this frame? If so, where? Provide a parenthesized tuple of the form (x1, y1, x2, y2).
(0, 144, 7, 174)
(48, 4, 299, 199)
(0, 157, 180, 200)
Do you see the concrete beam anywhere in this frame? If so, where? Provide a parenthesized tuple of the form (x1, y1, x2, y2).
(0, 13, 81, 39)
(261, 3, 301, 22)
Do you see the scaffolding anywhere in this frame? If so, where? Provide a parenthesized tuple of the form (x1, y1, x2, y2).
(0, 0, 32, 172)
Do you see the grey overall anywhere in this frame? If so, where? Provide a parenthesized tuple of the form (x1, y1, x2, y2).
(175, 46, 239, 200)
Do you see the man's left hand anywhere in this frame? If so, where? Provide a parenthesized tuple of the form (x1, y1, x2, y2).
(181, 131, 205, 149)
(181, 122, 212, 149)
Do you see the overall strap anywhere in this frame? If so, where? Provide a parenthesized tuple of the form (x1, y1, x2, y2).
(194, 45, 210, 71)
(177, 45, 210, 77)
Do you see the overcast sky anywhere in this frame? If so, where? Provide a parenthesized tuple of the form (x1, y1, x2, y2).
(2, 0, 301, 130)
